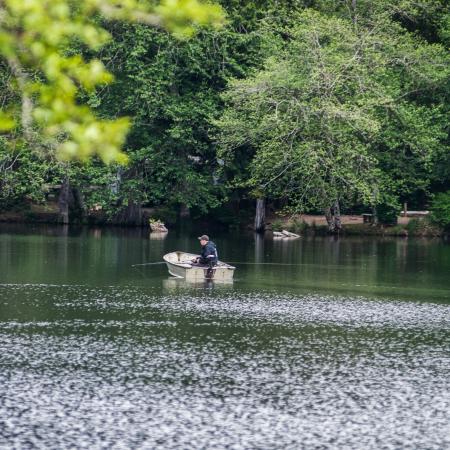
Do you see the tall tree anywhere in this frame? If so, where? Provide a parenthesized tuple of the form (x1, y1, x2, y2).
(216, 10, 449, 228)
(86, 1, 293, 218)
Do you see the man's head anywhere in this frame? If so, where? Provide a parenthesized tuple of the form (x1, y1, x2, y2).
(198, 234, 209, 245)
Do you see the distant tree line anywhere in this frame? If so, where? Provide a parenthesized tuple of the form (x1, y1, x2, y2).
(1, 0, 449, 230)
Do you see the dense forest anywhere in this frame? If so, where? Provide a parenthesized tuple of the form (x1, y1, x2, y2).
(1, 0, 449, 231)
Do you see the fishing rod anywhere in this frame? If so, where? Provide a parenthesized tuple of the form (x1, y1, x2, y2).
(132, 261, 333, 267)
(226, 262, 311, 266)
(227, 262, 353, 269)
(132, 261, 298, 267)
(131, 262, 166, 267)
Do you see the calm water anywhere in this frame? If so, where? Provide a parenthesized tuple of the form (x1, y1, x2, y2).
(0, 224, 449, 449)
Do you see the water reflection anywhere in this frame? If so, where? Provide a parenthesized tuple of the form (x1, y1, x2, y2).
(0, 226, 450, 449)
(254, 232, 265, 263)
(149, 231, 168, 240)
(0, 224, 449, 299)
(162, 277, 234, 291)
(90, 227, 102, 239)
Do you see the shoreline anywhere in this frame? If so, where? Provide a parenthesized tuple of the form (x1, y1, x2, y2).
(0, 209, 446, 239)
(267, 214, 445, 238)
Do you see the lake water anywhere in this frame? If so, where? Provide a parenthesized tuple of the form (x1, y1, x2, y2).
(0, 224, 449, 449)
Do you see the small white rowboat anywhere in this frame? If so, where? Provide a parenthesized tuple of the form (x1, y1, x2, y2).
(163, 251, 235, 282)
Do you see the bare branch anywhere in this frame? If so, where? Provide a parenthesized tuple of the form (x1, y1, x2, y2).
(6, 57, 34, 141)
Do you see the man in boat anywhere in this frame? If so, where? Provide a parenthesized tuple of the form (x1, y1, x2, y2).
(192, 235, 218, 276)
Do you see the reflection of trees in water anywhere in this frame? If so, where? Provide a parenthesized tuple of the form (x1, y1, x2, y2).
(254, 233, 264, 264)
(54, 225, 69, 279)
(0, 226, 447, 297)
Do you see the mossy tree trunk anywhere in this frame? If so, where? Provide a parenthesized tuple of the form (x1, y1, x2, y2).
(324, 200, 342, 233)
(57, 178, 86, 224)
(255, 198, 266, 233)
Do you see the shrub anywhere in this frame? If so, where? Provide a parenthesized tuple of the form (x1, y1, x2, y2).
(149, 218, 164, 226)
(406, 217, 442, 236)
(286, 216, 309, 233)
(376, 201, 401, 225)
(271, 218, 283, 231)
(406, 218, 421, 234)
(430, 191, 450, 230)
(384, 224, 408, 236)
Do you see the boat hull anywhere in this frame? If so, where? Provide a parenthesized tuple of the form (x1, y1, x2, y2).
(163, 251, 235, 282)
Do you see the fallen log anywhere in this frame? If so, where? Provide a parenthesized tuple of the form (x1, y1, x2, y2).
(273, 230, 300, 238)
(282, 229, 300, 238)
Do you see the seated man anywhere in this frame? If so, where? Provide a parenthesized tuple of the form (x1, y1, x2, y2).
(192, 235, 218, 271)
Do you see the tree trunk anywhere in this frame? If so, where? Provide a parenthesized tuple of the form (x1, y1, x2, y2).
(58, 178, 70, 224)
(114, 199, 142, 226)
(125, 201, 142, 226)
(71, 187, 85, 223)
(333, 199, 342, 230)
(371, 187, 378, 224)
(324, 200, 341, 233)
(110, 167, 122, 195)
(324, 207, 335, 232)
(254, 198, 266, 233)
(351, 0, 357, 24)
(372, 205, 378, 225)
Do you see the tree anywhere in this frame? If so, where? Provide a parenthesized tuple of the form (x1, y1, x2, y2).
(0, 0, 224, 163)
(0, 141, 51, 208)
(216, 10, 449, 230)
(1, 1, 448, 226)
(82, 2, 289, 218)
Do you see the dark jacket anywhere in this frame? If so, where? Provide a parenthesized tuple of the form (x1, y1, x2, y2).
(199, 241, 218, 265)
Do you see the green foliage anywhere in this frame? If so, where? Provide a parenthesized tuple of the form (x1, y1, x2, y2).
(148, 218, 167, 230)
(376, 202, 401, 226)
(271, 218, 283, 232)
(0, 142, 51, 209)
(153, 205, 178, 225)
(0, 0, 224, 163)
(430, 191, 450, 230)
(216, 8, 449, 216)
(87, 4, 280, 214)
(286, 217, 309, 234)
(406, 217, 442, 236)
(0, 0, 448, 227)
(406, 218, 421, 235)
(383, 224, 408, 236)
(217, 11, 383, 211)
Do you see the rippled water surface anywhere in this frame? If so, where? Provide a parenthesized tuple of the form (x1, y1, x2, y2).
(0, 225, 449, 449)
